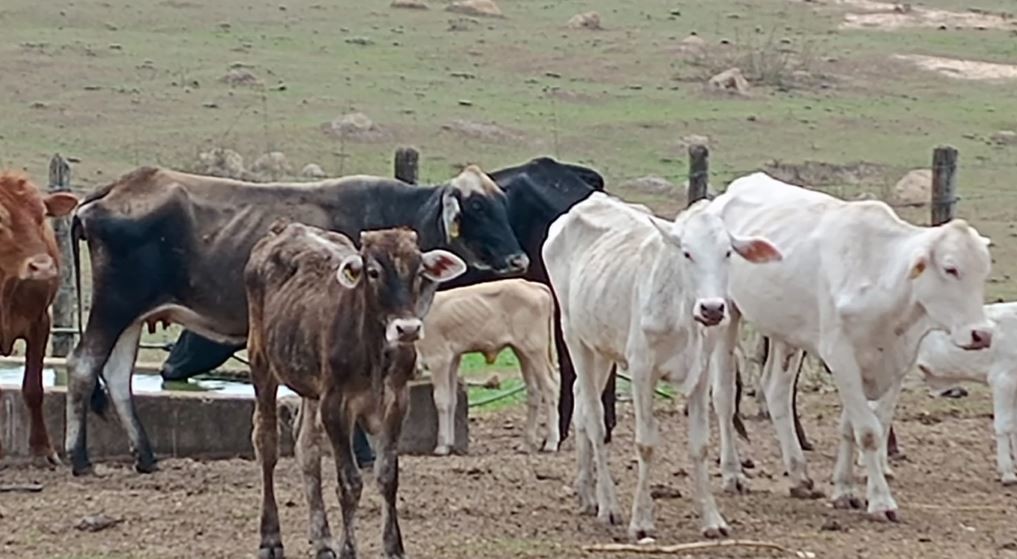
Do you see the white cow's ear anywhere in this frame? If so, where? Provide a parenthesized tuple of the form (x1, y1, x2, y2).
(647, 217, 683, 249)
(909, 256, 927, 280)
(421, 250, 467, 283)
(442, 189, 462, 242)
(336, 255, 364, 288)
(730, 234, 782, 263)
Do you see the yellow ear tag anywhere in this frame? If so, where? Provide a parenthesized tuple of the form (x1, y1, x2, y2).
(449, 220, 460, 239)
(342, 267, 360, 284)
(909, 260, 926, 279)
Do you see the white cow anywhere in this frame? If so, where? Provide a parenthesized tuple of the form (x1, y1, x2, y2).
(914, 302, 1017, 485)
(709, 172, 993, 521)
(416, 279, 560, 455)
(543, 192, 780, 539)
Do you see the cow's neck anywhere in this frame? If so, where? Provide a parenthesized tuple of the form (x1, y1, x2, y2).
(331, 290, 388, 380)
(640, 237, 696, 336)
(328, 184, 446, 251)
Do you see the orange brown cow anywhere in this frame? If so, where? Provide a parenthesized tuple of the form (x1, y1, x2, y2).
(0, 171, 78, 464)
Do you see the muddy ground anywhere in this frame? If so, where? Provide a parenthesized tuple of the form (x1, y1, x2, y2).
(2, 387, 1015, 559)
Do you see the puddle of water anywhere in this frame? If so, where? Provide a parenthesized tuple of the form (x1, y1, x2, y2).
(0, 367, 295, 398)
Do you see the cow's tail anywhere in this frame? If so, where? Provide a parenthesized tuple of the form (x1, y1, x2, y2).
(72, 214, 110, 418)
(733, 364, 749, 442)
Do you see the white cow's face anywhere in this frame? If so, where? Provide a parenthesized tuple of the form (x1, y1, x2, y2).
(911, 220, 993, 350)
(651, 210, 781, 327)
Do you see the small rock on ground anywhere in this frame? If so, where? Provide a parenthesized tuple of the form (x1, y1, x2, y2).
(301, 163, 327, 179)
(708, 67, 751, 95)
(446, 0, 504, 18)
(391, 0, 428, 9)
(567, 11, 602, 30)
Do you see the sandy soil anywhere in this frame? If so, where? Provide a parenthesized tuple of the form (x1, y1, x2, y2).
(1, 388, 1015, 559)
(892, 55, 1017, 81)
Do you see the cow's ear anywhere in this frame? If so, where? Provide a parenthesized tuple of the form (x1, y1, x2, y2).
(909, 257, 927, 280)
(731, 235, 782, 263)
(421, 250, 467, 283)
(336, 255, 364, 288)
(43, 192, 79, 217)
(647, 217, 683, 250)
(441, 189, 462, 242)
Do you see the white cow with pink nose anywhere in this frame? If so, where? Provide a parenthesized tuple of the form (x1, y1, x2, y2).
(708, 172, 994, 522)
(542, 192, 781, 540)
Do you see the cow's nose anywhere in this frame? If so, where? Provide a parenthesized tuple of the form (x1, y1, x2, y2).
(968, 329, 992, 350)
(506, 253, 529, 274)
(21, 254, 57, 281)
(394, 319, 422, 342)
(698, 301, 726, 325)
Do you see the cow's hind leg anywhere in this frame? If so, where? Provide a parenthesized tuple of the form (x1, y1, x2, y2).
(430, 354, 460, 456)
(321, 391, 363, 559)
(100, 323, 157, 473)
(990, 374, 1017, 486)
(763, 342, 819, 499)
(569, 337, 620, 526)
(24, 316, 59, 466)
(528, 344, 561, 453)
(297, 398, 338, 558)
(252, 375, 283, 559)
(627, 356, 658, 540)
(516, 350, 543, 452)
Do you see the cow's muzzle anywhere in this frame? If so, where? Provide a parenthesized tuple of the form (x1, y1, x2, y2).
(694, 300, 726, 327)
(497, 253, 530, 275)
(959, 327, 992, 351)
(19, 254, 58, 281)
(387, 318, 423, 345)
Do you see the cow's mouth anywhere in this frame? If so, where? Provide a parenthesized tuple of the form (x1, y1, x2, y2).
(694, 314, 723, 327)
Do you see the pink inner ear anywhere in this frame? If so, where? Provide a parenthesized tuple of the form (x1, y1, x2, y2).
(426, 255, 454, 276)
(737, 239, 782, 263)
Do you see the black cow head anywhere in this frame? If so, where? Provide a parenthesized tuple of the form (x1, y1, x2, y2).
(440, 165, 529, 276)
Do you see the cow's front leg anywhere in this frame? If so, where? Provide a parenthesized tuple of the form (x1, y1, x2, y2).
(763, 342, 819, 499)
(825, 344, 897, 521)
(296, 398, 338, 558)
(430, 355, 457, 456)
(24, 318, 59, 466)
(688, 361, 730, 538)
(712, 315, 748, 495)
(322, 393, 362, 559)
(990, 376, 1017, 486)
(374, 384, 410, 559)
(252, 378, 283, 559)
(627, 360, 657, 541)
(571, 341, 621, 526)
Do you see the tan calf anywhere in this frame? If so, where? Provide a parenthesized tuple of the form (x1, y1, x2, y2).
(417, 279, 560, 454)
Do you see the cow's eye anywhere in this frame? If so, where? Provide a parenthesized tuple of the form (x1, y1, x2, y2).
(367, 268, 381, 280)
(683, 251, 693, 261)
(471, 200, 484, 212)
(944, 266, 960, 279)
(725, 250, 732, 259)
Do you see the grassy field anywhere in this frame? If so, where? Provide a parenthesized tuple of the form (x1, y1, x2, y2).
(2, 0, 1017, 378)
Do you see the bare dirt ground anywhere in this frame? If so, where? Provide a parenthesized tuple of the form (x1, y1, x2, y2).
(2, 388, 1015, 559)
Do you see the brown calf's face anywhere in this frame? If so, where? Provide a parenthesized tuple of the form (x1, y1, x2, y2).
(336, 228, 466, 346)
(0, 173, 78, 288)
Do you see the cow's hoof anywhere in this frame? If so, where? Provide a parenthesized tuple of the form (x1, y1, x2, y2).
(257, 543, 285, 559)
(702, 524, 731, 539)
(940, 387, 968, 399)
(71, 463, 94, 477)
(134, 459, 158, 474)
(741, 458, 756, 470)
(722, 475, 750, 495)
(832, 494, 864, 510)
(314, 548, 337, 559)
(432, 445, 451, 457)
(867, 509, 900, 523)
(628, 524, 656, 542)
(597, 508, 622, 527)
(540, 439, 560, 453)
(32, 450, 62, 468)
(790, 480, 824, 500)
(1001, 474, 1017, 487)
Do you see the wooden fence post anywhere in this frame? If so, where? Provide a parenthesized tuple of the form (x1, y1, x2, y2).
(394, 146, 419, 185)
(687, 144, 710, 207)
(931, 145, 958, 226)
(49, 154, 76, 357)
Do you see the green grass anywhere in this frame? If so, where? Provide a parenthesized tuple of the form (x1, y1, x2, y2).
(5, 0, 1017, 374)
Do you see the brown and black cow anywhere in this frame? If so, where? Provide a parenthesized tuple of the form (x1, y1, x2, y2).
(245, 221, 465, 559)
(66, 165, 526, 475)
(0, 171, 78, 464)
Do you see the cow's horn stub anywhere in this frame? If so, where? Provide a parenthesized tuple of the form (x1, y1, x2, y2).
(451, 165, 502, 195)
(268, 217, 292, 235)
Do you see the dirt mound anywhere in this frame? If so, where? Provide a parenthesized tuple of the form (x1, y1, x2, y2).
(834, 0, 1016, 31)
(220, 68, 260, 87)
(892, 169, 931, 206)
(620, 175, 675, 195)
(301, 163, 327, 179)
(195, 148, 246, 179)
(446, 0, 504, 18)
(707, 67, 750, 95)
(391, 0, 428, 9)
(251, 152, 292, 179)
(992, 130, 1017, 145)
(441, 119, 521, 143)
(567, 11, 602, 30)
(328, 111, 385, 141)
(893, 55, 1017, 81)
(764, 160, 885, 187)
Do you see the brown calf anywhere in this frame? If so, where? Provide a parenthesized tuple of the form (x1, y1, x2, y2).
(0, 172, 77, 464)
(245, 222, 466, 559)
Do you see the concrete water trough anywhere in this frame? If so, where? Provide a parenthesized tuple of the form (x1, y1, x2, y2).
(0, 362, 467, 464)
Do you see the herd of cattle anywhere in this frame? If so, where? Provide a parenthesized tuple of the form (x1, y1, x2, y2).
(0, 156, 1015, 557)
